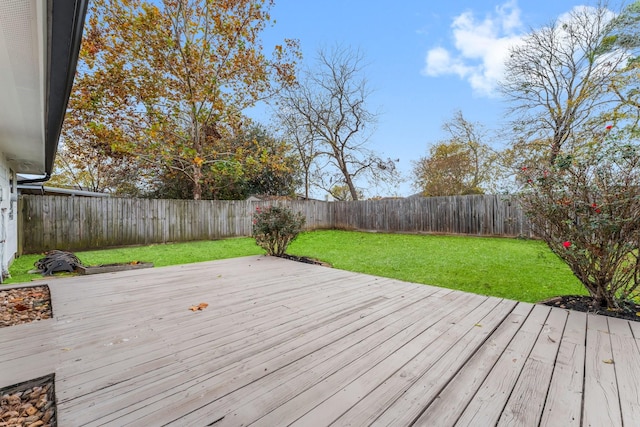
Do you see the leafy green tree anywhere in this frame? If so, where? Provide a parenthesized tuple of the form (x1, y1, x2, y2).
(144, 124, 301, 199)
(413, 142, 483, 196)
(66, 0, 300, 200)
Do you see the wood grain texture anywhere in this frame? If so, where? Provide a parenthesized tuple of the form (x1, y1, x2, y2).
(539, 309, 587, 427)
(1, 256, 637, 426)
(582, 314, 622, 427)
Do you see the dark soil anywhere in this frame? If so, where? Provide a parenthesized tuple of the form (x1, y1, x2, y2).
(541, 295, 640, 322)
(278, 254, 332, 268)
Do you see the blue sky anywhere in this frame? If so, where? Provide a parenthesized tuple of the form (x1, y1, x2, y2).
(247, 0, 606, 197)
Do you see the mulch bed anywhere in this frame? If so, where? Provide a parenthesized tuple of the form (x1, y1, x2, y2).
(1, 287, 56, 426)
(277, 254, 332, 267)
(0, 286, 52, 328)
(541, 295, 640, 322)
(0, 376, 56, 427)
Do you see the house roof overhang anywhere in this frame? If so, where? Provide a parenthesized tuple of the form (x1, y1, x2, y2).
(0, 0, 88, 176)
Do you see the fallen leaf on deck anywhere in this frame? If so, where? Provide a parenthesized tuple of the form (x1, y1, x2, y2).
(474, 324, 482, 327)
(189, 302, 209, 311)
(603, 359, 614, 364)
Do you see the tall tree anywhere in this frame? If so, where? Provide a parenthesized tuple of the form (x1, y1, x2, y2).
(500, 2, 626, 165)
(413, 111, 495, 196)
(276, 45, 397, 200)
(145, 123, 300, 199)
(49, 143, 143, 196)
(66, 0, 300, 200)
(602, 1, 640, 126)
(274, 106, 319, 199)
(413, 143, 480, 197)
(513, 2, 640, 309)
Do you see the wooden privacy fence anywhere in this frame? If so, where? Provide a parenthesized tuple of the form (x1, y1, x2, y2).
(19, 194, 533, 254)
(333, 195, 534, 237)
(19, 196, 333, 254)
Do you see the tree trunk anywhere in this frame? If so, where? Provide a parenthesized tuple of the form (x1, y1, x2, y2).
(345, 173, 358, 201)
(192, 164, 202, 200)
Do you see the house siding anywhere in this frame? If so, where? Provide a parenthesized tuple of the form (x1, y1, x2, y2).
(0, 154, 18, 277)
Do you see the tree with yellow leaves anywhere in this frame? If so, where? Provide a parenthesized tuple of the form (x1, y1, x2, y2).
(64, 0, 300, 199)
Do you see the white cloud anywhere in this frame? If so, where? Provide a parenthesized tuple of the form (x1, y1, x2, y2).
(423, 0, 524, 97)
(424, 47, 473, 77)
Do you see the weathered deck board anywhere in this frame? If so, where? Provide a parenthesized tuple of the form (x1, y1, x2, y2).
(275, 294, 492, 427)
(1, 255, 638, 426)
(367, 298, 518, 426)
(497, 307, 567, 426)
(303, 297, 515, 427)
(607, 316, 640, 426)
(409, 303, 533, 426)
(181, 290, 452, 426)
(583, 314, 622, 427)
(538, 309, 587, 427)
(63, 286, 419, 424)
(454, 304, 551, 426)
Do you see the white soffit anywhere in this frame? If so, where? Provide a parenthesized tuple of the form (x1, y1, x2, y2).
(0, 0, 46, 174)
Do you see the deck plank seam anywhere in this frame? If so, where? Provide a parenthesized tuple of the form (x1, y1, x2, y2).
(403, 299, 520, 427)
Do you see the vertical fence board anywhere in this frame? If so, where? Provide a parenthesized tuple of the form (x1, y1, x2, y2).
(19, 194, 534, 254)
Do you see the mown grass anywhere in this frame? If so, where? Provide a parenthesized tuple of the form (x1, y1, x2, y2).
(286, 230, 585, 303)
(6, 238, 262, 284)
(6, 230, 584, 303)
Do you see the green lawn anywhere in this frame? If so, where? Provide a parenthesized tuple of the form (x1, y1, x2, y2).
(6, 230, 584, 303)
(286, 230, 585, 303)
(6, 238, 262, 284)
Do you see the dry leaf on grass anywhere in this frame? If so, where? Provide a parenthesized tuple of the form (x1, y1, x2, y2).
(189, 302, 209, 312)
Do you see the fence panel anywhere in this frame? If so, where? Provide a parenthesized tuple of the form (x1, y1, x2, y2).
(332, 195, 533, 237)
(19, 194, 533, 254)
(20, 196, 335, 254)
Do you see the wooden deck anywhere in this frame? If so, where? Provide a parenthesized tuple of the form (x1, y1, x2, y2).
(1, 255, 639, 426)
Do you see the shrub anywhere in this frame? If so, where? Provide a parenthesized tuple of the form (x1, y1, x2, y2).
(252, 205, 306, 256)
(519, 126, 640, 309)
